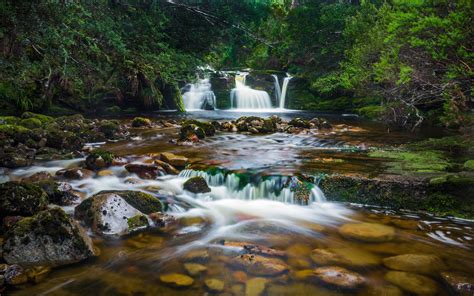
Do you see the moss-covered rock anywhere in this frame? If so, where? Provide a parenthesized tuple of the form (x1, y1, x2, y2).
(35, 180, 80, 206)
(2, 208, 97, 266)
(183, 176, 211, 193)
(368, 150, 449, 173)
(85, 150, 115, 170)
(288, 118, 310, 128)
(180, 123, 205, 141)
(19, 118, 42, 129)
(98, 120, 120, 139)
(21, 112, 53, 124)
(463, 160, 474, 171)
(181, 119, 215, 136)
(127, 214, 149, 232)
(75, 191, 162, 235)
(0, 182, 49, 218)
(0, 116, 20, 125)
(131, 117, 152, 127)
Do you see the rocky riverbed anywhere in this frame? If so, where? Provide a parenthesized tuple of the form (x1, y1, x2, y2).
(0, 112, 473, 295)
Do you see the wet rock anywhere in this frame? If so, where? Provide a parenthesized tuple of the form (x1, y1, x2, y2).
(3, 208, 96, 266)
(246, 277, 268, 296)
(339, 223, 395, 242)
(131, 117, 152, 128)
(160, 152, 189, 168)
(288, 118, 310, 129)
(154, 159, 180, 175)
(222, 241, 286, 257)
(55, 168, 94, 180)
(231, 284, 244, 295)
(149, 212, 176, 228)
(180, 123, 205, 141)
(2, 216, 23, 230)
(390, 218, 419, 230)
(35, 180, 80, 206)
(229, 254, 289, 276)
(359, 284, 403, 296)
(125, 163, 164, 179)
(75, 191, 162, 235)
(313, 266, 365, 289)
(85, 150, 115, 170)
(441, 271, 474, 296)
(26, 266, 51, 283)
(183, 176, 211, 193)
(0, 181, 48, 218)
(383, 254, 446, 275)
(0, 145, 36, 168)
(97, 169, 114, 177)
(181, 120, 215, 137)
(291, 269, 317, 281)
(205, 278, 225, 292)
(235, 116, 276, 134)
(232, 270, 247, 283)
(310, 247, 380, 267)
(183, 263, 207, 276)
(159, 273, 194, 287)
(183, 249, 210, 263)
(385, 271, 438, 296)
(4, 265, 28, 285)
(21, 171, 53, 182)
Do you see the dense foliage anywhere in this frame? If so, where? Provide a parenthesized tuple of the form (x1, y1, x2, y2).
(0, 0, 472, 129)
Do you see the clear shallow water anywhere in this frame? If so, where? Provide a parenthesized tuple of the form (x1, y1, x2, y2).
(3, 113, 471, 295)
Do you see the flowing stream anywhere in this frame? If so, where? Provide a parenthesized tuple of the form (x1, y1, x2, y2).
(182, 78, 216, 110)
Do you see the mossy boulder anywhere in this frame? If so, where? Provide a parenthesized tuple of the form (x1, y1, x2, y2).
(288, 118, 310, 128)
(75, 191, 162, 235)
(35, 180, 80, 206)
(85, 150, 115, 170)
(98, 120, 120, 139)
(234, 116, 277, 133)
(0, 124, 32, 144)
(2, 208, 97, 266)
(0, 116, 20, 125)
(45, 129, 83, 151)
(131, 117, 152, 127)
(463, 160, 474, 171)
(19, 118, 42, 129)
(181, 119, 215, 136)
(180, 123, 205, 141)
(0, 182, 48, 218)
(183, 176, 211, 193)
(21, 112, 53, 124)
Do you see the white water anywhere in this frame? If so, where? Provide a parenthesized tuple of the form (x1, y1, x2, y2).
(272, 74, 281, 105)
(230, 72, 273, 110)
(182, 78, 216, 111)
(280, 75, 292, 109)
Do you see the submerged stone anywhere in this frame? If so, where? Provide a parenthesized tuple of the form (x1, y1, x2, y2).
(310, 247, 380, 267)
(183, 263, 207, 276)
(229, 254, 289, 276)
(385, 271, 437, 296)
(205, 278, 225, 292)
(339, 223, 395, 242)
(360, 284, 403, 296)
(3, 208, 96, 266)
(382, 254, 446, 275)
(313, 266, 365, 289)
(245, 277, 268, 296)
(159, 273, 194, 287)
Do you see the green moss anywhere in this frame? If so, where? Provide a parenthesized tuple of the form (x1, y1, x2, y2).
(357, 105, 386, 119)
(127, 214, 149, 231)
(463, 160, 474, 171)
(183, 176, 211, 193)
(105, 106, 121, 114)
(368, 150, 449, 173)
(132, 117, 151, 127)
(0, 181, 49, 217)
(21, 112, 53, 124)
(119, 191, 163, 214)
(20, 118, 42, 129)
(180, 123, 206, 140)
(0, 116, 20, 125)
(98, 120, 119, 138)
(181, 119, 215, 136)
(408, 136, 474, 155)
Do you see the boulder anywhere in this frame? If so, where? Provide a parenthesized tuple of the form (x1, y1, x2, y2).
(74, 191, 162, 235)
(382, 254, 446, 275)
(313, 266, 365, 289)
(339, 223, 395, 242)
(183, 176, 211, 193)
(4, 264, 28, 285)
(21, 171, 53, 182)
(0, 145, 36, 168)
(35, 180, 80, 206)
(0, 182, 48, 218)
(181, 120, 215, 137)
(288, 118, 310, 129)
(2, 208, 97, 266)
(85, 150, 115, 170)
(180, 124, 205, 141)
(385, 271, 438, 296)
(160, 152, 189, 168)
(154, 159, 180, 175)
(131, 117, 151, 128)
(441, 271, 474, 296)
(159, 273, 194, 287)
(229, 254, 288, 276)
(125, 163, 164, 179)
(55, 168, 94, 180)
(310, 247, 380, 267)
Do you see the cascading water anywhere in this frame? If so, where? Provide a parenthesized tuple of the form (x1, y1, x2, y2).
(179, 169, 326, 204)
(272, 74, 281, 105)
(230, 72, 273, 110)
(279, 75, 292, 109)
(182, 78, 216, 110)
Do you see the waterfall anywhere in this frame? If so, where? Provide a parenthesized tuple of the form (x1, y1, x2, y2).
(182, 78, 216, 110)
(279, 75, 292, 109)
(230, 72, 273, 110)
(272, 74, 281, 106)
(179, 169, 326, 204)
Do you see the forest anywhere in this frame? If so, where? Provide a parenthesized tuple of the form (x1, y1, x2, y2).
(0, 1, 473, 295)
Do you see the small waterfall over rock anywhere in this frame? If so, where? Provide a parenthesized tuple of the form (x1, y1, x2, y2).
(279, 75, 292, 109)
(272, 74, 281, 106)
(182, 78, 216, 110)
(230, 72, 273, 110)
(179, 169, 326, 204)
